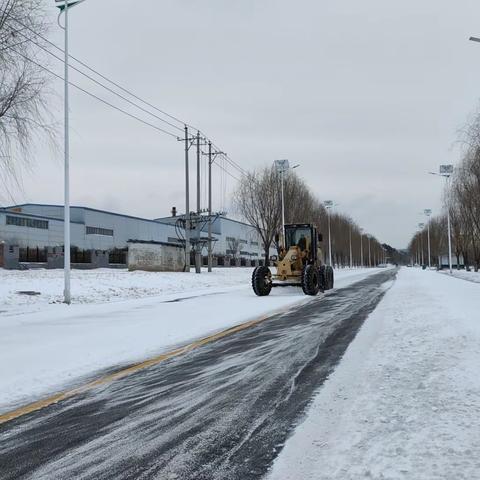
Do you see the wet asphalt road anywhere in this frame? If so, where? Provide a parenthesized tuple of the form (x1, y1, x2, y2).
(0, 269, 397, 480)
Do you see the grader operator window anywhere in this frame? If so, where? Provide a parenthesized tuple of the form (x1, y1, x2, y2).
(285, 226, 312, 253)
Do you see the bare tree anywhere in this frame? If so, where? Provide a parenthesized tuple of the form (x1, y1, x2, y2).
(226, 236, 240, 262)
(233, 167, 281, 264)
(0, 0, 54, 200)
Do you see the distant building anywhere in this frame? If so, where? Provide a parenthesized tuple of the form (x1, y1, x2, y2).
(438, 253, 465, 269)
(0, 203, 270, 269)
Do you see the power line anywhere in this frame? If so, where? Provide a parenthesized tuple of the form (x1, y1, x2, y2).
(11, 26, 185, 134)
(11, 16, 248, 178)
(10, 16, 196, 131)
(8, 15, 248, 181)
(10, 47, 180, 138)
(214, 161, 241, 182)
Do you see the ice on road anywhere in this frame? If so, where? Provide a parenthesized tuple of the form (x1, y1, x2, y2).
(267, 268, 480, 480)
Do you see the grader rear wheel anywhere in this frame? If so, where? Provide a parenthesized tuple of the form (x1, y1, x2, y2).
(252, 266, 272, 296)
(325, 265, 334, 290)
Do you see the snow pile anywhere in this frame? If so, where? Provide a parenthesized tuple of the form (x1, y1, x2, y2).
(267, 268, 480, 480)
(0, 267, 383, 413)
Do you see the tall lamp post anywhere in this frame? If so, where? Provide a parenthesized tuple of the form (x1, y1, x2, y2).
(55, 0, 86, 304)
(429, 165, 453, 274)
(418, 223, 425, 266)
(324, 200, 334, 267)
(360, 228, 364, 268)
(349, 224, 353, 268)
(367, 234, 371, 267)
(274, 159, 299, 242)
(424, 209, 432, 268)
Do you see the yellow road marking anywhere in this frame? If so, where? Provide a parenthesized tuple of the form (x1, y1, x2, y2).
(0, 304, 299, 426)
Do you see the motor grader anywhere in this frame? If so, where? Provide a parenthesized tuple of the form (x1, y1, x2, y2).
(252, 223, 334, 296)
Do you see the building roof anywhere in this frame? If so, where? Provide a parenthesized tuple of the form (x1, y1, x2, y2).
(3, 203, 174, 227)
(0, 207, 84, 225)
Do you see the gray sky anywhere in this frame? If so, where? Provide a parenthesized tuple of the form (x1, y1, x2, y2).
(11, 0, 480, 248)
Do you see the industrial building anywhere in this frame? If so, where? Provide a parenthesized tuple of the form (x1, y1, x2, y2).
(0, 203, 268, 269)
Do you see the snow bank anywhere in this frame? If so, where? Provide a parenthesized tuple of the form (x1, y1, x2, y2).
(439, 268, 480, 284)
(267, 268, 480, 480)
(0, 267, 382, 413)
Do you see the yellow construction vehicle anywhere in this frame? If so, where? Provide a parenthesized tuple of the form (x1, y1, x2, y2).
(252, 223, 334, 296)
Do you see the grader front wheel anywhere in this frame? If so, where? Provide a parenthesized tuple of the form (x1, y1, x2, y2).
(301, 264, 320, 296)
(252, 266, 272, 296)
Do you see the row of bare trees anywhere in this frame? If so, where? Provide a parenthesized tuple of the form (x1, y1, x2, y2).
(409, 110, 480, 271)
(234, 165, 386, 267)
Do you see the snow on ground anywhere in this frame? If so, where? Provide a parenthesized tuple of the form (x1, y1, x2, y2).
(0, 267, 254, 315)
(439, 268, 480, 284)
(267, 268, 480, 480)
(0, 267, 382, 414)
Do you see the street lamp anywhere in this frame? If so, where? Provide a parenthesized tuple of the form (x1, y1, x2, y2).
(424, 209, 432, 268)
(418, 223, 425, 266)
(429, 165, 453, 274)
(367, 234, 371, 267)
(55, 0, 86, 304)
(360, 227, 364, 268)
(324, 200, 334, 267)
(349, 224, 353, 268)
(274, 159, 299, 242)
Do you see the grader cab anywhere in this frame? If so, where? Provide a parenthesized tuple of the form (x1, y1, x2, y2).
(252, 224, 334, 296)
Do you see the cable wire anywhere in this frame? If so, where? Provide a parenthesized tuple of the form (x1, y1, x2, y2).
(9, 47, 180, 138)
(11, 27, 185, 133)
(10, 16, 196, 130)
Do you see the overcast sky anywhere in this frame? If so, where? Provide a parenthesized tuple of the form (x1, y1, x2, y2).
(9, 0, 480, 248)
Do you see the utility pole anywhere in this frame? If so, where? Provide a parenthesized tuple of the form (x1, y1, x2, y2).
(184, 125, 191, 272)
(205, 146, 225, 273)
(195, 131, 201, 274)
(208, 141, 213, 272)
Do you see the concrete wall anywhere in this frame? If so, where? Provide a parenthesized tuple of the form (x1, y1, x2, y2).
(0, 242, 19, 269)
(127, 242, 185, 272)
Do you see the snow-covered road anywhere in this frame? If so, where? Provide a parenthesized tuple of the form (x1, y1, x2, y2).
(0, 269, 396, 480)
(0, 267, 383, 413)
(267, 267, 480, 480)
